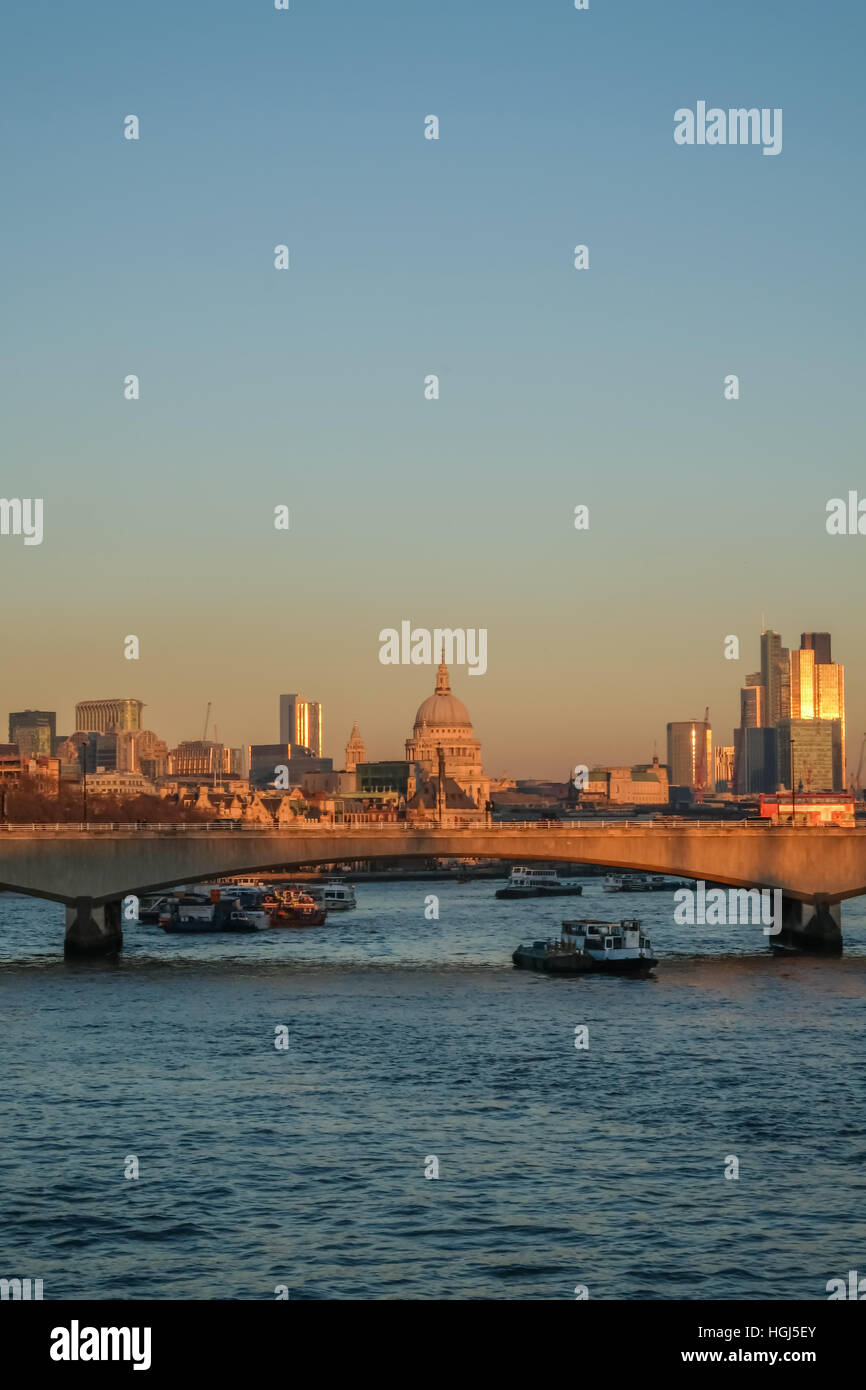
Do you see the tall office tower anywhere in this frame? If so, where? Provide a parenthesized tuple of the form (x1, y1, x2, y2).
(75, 698, 144, 734)
(736, 728, 778, 794)
(801, 632, 832, 665)
(306, 701, 323, 758)
(344, 722, 367, 774)
(666, 720, 713, 792)
(735, 678, 770, 794)
(760, 630, 784, 726)
(279, 694, 323, 756)
(739, 684, 764, 728)
(815, 662, 845, 780)
(279, 694, 300, 746)
(733, 669, 770, 793)
(779, 647, 790, 720)
(777, 719, 843, 792)
(8, 710, 56, 757)
(789, 649, 815, 719)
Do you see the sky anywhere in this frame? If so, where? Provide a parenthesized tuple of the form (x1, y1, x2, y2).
(2, 1, 864, 778)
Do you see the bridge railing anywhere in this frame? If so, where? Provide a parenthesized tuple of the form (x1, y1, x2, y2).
(0, 819, 808, 833)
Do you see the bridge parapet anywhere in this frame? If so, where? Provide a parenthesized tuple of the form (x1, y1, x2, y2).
(1, 822, 866, 908)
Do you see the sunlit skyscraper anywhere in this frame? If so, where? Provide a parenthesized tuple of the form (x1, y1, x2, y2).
(760, 630, 785, 726)
(815, 661, 845, 779)
(789, 648, 815, 719)
(801, 632, 832, 665)
(667, 720, 712, 793)
(279, 694, 324, 757)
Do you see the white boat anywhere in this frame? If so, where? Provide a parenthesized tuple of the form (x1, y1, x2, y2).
(603, 873, 687, 893)
(496, 867, 584, 899)
(604, 873, 649, 892)
(303, 879, 357, 911)
(513, 919, 657, 974)
(322, 881, 356, 910)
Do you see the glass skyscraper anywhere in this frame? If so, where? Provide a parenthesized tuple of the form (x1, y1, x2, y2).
(666, 720, 713, 792)
(279, 694, 323, 756)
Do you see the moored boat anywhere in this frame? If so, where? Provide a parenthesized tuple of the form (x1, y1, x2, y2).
(161, 904, 260, 934)
(267, 890, 328, 928)
(603, 873, 687, 893)
(512, 918, 657, 975)
(496, 867, 584, 899)
(301, 879, 357, 912)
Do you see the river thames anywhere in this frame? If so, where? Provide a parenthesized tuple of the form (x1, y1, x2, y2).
(2, 877, 866, 1300)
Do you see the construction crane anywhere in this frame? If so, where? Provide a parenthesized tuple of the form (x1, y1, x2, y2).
(202, 701, 212, 742)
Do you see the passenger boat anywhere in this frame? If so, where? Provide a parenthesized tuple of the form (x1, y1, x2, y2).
(512, 919, 657, 975)
(603, 873, 686, 893)
(267, 891, 328, 928)
(174, 883, 271, 927)
(158, 891, 216, 926)
(161, 902, 260, 933)
(302, 879, 357, 911)
(496, 867, 584, 899)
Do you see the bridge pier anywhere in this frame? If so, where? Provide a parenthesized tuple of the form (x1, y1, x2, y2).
(64, 898, 122, 957)
(775, 897, 842, 955)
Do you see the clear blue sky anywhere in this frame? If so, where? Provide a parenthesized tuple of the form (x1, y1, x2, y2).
(2, 1, 864, 775)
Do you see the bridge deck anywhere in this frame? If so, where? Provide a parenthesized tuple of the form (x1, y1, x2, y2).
(2, 822, 866, 905)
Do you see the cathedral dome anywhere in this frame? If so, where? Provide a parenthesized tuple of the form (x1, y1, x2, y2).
(413, 661, 473, 729)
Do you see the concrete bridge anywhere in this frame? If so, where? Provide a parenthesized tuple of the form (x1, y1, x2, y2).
(2, 820, 866, 955)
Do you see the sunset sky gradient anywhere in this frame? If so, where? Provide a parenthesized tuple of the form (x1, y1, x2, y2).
(2, 0, 864, 777)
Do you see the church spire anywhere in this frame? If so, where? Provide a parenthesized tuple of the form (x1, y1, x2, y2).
(345, 721, 366, 775)
(435, 650, 451, 694)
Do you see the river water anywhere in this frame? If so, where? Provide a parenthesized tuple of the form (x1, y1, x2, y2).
(2, 878, 865, 1300)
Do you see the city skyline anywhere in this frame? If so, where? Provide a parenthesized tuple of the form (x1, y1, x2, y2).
(2, 616, 854, 784)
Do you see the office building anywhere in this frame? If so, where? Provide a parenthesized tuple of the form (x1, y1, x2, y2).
(77, 732, 119, 775)
(585, 761, 669, 806)
(815, 662, 846, 778)
(169, 741, 230, 778)
(760, 630, 784, 726)
(801, 632, 832, 665)
(249, 743, 333, 790)
(75, 698, 144, 734)
(735, 627, 846, 793)
(737, 727, 777, 795)
(356, 761, 411, 796)
(739, 682, 764, 729)
(776, 719, 843, 793)
(666, 720, 712, 792)
(135, 730, 170, 781)
(279, 694, 324, 757)
(714, 746, 735, 792)
(789, 648, 815, 719)
(8, 710, 56, 757)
